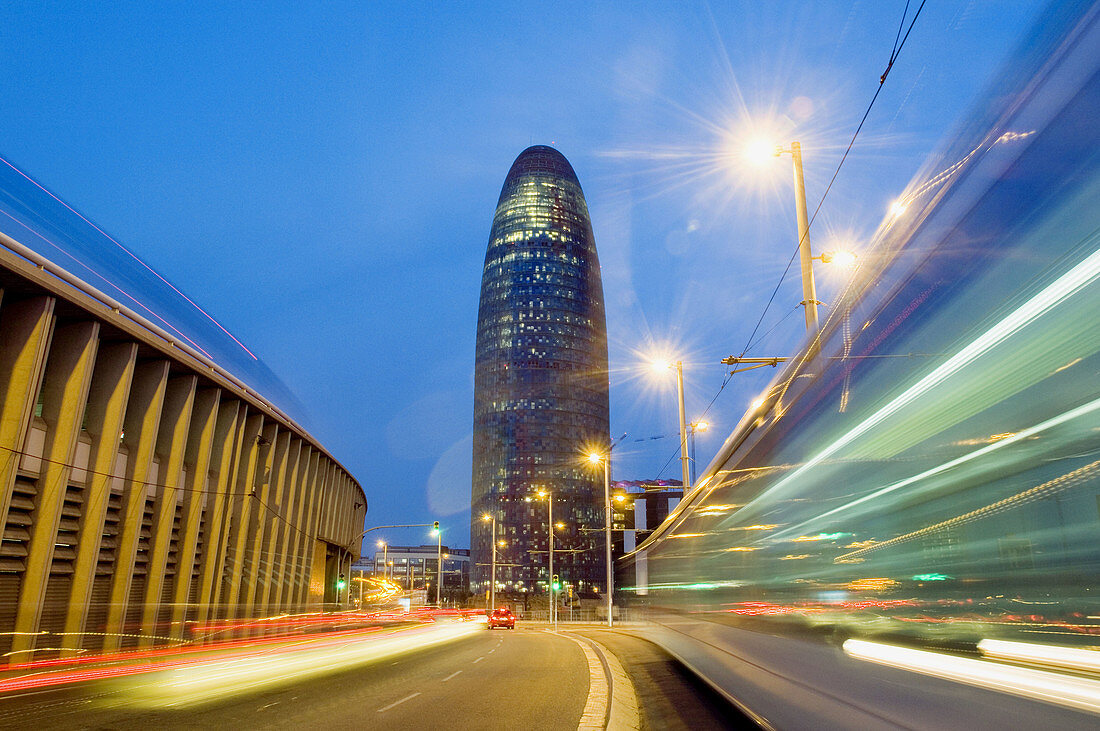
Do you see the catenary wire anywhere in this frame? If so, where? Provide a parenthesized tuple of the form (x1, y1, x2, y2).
(656, 1, 929, 480)
(734, 0, 928, 362)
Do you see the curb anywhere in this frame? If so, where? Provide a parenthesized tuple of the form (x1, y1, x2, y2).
(557, 630, 641, 730)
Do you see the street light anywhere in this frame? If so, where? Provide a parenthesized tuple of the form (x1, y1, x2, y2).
(525, 491, 556, 628)
(338, 522, 438, 610)
(482, 513, 496, 612)
(688, 420, 708, 485)
(743, 138, 823, 334)
(814, 249, 858, 268)
(586, 450, 614, 628)
(651, 360, 691, 490)
(777, 141, 819, 333)
(377, 540, 388, 582)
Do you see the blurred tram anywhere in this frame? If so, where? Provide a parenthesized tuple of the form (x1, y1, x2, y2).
(625, 2, 1100, 726)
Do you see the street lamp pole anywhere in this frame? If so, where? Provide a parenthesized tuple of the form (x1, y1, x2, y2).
(548, 494, 555, 629)
(674, 361, 691, 490)
(482, 513, 496, 612)
(601, 455, 612, 628)
(526, 492, 556, 627)
(491, 518, 496, 612)
(689, 421, 708, 486)
(587, 451, 615, 628)
(778, 141, 819, 334)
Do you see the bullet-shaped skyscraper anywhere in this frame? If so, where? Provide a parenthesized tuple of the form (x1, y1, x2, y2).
(472, 146, 610, 600)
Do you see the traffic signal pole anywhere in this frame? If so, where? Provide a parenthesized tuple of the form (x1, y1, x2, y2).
(338, 522, 438, 611)
(435, 521, 442, 607)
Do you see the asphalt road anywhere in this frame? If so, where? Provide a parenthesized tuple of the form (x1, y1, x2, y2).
(0, 623, 755, 730)
(0, 625, 588, 730)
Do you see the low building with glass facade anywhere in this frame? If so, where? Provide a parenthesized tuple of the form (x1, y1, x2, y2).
(368, 544, 470, 595)
(471, 146, 609, 599)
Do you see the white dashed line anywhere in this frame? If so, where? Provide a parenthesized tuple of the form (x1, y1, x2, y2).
(442, 671, 462, 682)
(472, 656, 484, 664)
(377, 692, 420, 713)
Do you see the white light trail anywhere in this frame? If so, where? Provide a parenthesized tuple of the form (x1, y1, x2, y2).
(978, 639, 1100, 674)
(752, 246, 1100, 538)
(114, 622, 480, 709)
(844, 639, 1100, 715)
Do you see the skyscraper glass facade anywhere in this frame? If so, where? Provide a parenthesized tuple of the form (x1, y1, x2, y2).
(472, 146, 610, 598)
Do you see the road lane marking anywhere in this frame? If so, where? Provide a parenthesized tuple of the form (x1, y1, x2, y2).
(472, 656, 484, 664)
(442, 671, 462, 682)
(488, 648, 496, 654)
(377, 692, 420, 713)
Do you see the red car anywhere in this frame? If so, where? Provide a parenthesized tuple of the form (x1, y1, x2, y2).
(487, 608, 515, 629)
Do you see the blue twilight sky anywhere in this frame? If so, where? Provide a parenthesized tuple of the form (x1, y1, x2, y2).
(0, 1, 1044, 549)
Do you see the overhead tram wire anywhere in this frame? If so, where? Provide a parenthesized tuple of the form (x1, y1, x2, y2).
(652, 305, 799, 480)
(734, 0, 929, 362)
(654, 2, 930, 483)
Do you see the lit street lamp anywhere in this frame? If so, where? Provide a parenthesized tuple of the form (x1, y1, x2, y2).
(744, 137, 821, 334)
(586, 451, 614, 628)
(688, 420, 708, 485)
(525, 491, 556, 628)
(777, 141, 820, 334)
(651, 360, 691, 490)
(482, 513, 497, 612)
(338, 521, 437, 610)
(378, 540, 388, 582)
(747, 142, 856, 333)
(814, 249, 858, 268)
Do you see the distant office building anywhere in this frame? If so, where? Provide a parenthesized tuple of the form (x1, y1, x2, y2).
(612, 480, 683, 555)
(611, 480, 682, 593)
(472, 145, 610, 598)
(369, 545, 470, 595)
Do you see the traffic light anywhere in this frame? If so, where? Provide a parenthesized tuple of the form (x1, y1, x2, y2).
(552, 574, 560, 591)
(431, 520, 440, 536)
(336, 573, 346, 590)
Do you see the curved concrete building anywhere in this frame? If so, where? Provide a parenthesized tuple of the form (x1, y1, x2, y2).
(472, 146, 610, 600)
(0, 157, 366, 661)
